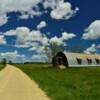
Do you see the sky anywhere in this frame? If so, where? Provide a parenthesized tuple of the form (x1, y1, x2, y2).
(0, 0, 100, 63)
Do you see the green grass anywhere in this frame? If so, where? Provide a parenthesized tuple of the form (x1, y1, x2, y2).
(9, 64, 100, 100)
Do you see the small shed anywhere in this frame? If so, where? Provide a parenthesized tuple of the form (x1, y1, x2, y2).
(52, 52, 100, 68)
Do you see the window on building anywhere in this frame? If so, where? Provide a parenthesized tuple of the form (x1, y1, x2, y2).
(95, 58, 100, 64)
(87, 58, 92, 64)
(76, 58, 82, 64)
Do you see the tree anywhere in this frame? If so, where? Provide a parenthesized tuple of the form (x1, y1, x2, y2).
(44, 42, 65, 63)
(9, 60, 13, 64)
(50, 42, 64, 57)
(43, 45, 52, 63)
(2, 58, 7, 66)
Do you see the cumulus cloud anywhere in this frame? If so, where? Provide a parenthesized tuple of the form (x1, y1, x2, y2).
(43, 0, 59, 9)
(0, 0, 41, 12)
(82, 20, 100, 40)
(0, 50, 25, 63)
(50, 0, 79, 19)
(50, 32, 76, 45)
(37, 21, 47, 30)
(61, 32, 76, 40)
(0, 0, 79, 26)
(4, 26, 49, 48)
(29, 47, 37, 51)
(29, 46, 45, 54)
(0, 0, 42, 26)
(32, 54, 47, 62)
(19, 14, 29, 19)
(0, 35, 6, 44)
(19, 9, 42, 19)
(16, 28, 43, 47)
(43, 0, 79, 20)
(4, 30, 17, 36)
(29, 46, 48, 62)
(40, 37, 49, 47)
(50, 36, 63, 45)
(97, 44, 100, 48)
(84, 44, 97, 54)
(0, 14, 8, 26)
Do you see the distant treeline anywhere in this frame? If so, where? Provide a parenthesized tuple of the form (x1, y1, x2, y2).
(23, 62, 49, 64)
(0, 62, 50, 65)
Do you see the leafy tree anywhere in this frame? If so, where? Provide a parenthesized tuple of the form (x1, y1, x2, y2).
(2, 58, 7, 66)
(43, 45, 52, 63)
(44, 42, 65, 63)
(50, 42, 64, 56)
(9, 60, 13, 64)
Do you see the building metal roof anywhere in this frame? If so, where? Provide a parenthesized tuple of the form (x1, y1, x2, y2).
(64, 52, 100, 59)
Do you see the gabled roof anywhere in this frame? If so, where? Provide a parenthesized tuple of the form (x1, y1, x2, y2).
(64, 52, 100, 59)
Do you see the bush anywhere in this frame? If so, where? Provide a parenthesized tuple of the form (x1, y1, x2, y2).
(2, 58, 7, 66)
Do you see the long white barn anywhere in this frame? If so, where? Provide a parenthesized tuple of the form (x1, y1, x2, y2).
(52, 52, 100, 67)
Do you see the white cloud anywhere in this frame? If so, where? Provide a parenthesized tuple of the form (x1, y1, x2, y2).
(84, 44, 97, 54)
(82, 20, 100, 40)
(0, 0, 79, 26)
(43, 0, 59, 9)
(50, 36, 63, 45)
(0, 35, 6, 44)
(61, 32, 76, 40)
(0, 14, 8, 26)
(97, 44, 100, 48)
(19, 14, 29, 19)
(19, 10, 42, 19)
(0, 0, 42, 25)
(32, 54, 47, 62)
(37, 21, 47, 29)
(4, 27, 43, 47)
(30, 46, 45, 54)
(41, 37, 49, 46)
(16, 27, 43, 46)
(0, 0, 41, 12)
(4, 30, 17, 36)
(29, 47, 37, 51)
(4, 26, 49, 48)
(50, 32, 76, 45)
(50, 0, 79, 19)
(28, 42, 42, 52)
(98, 45, 100, 48)
(0, 50, 25, 63)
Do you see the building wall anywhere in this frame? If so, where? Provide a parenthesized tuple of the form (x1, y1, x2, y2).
(64, 52, 100, 67)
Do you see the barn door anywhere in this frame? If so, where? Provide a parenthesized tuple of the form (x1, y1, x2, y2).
(57, 57, 63, 65)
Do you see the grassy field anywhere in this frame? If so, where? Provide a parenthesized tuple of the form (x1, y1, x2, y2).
(14, 64, 100, 100)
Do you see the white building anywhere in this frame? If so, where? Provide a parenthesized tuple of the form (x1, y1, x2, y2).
(52, 52, 100, 67)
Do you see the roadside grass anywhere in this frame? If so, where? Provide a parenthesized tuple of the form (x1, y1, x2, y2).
(9, 64, 100, 100)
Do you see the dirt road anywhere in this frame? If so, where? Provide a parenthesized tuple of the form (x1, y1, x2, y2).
(0, 64, 50, 100)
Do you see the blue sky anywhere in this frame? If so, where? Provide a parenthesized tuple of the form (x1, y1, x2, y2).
(0, 0, 100, 63)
